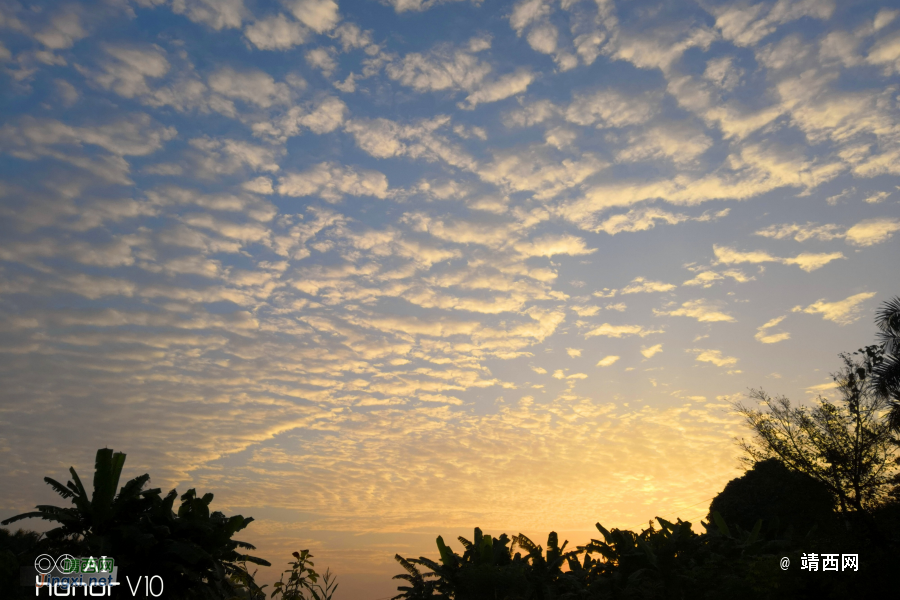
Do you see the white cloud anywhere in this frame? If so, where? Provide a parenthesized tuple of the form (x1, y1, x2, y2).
(640, 344, 663, 358)
(244, 14, 308, 50)
(0, 114, 176, 184)
(754, 222, 843, 242)
(682, 270, 752, 288)
(570, 305, 600, 317)
(784, 252, 847, 272)
(278, 162, 390, 202)
(714, 245, 844, 272)
(806, 381, 838, 394)
(710, 0, 835, 48)
(565, 89, 659, 128)
(143, 163, 182, 175)
(331, 22, 375, 52)
(145, 187, 276, 221)
(478, 150, 605, 200)
(591, 208, 729, 236)
(55, 79, 80, 105)
(655, 299, 735, 323)
(242, 177, 274, 195)
(509, 0, 551, 34)
(513, 234, 595, 258)
(187, 136, 281, 176)
(460, 69, 535, 109)
(383, 0, 471, 12)
(288, 0, 340, 33)
(344, 116, 475, 171)
(584, 323, 662, 338)
(208, 68, 291, 108)
(864, 191, 891, 204)
(754, 315, 790, 344)
(792, 292, 877, 325)
(255, 96, 347, 140)
(566, 348, 582, 357)
(386, 38, 492, 93)
(755, 218, 900, 247)
(544, 127, 576, 149)
(94, 45, 170, 99)
(556, 141, 843, 227)
(35, 10, 87, 49)
(616, 124, 713, 166)
(334, 73, 356, 92)
(527, 23, 558, 54)
(703, 56, 743, 90)
(692, 349, 738, 367)
(172, 0, 246, 30)
(867, 31, 900, 75)
(845, 218, 900, 246)
(306, 47, 338, 76)
(620, 277, 675, 295)
(504, 99, 558, 128)
(874, 8, 899, 31)
(596, 355, 619, 367)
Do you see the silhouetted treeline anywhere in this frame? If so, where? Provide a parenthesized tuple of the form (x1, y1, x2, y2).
(389, 458, 899, 599)
(3, 297, 899, 599)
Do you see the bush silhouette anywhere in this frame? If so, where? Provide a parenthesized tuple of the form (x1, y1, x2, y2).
(708, 458, 836, 536)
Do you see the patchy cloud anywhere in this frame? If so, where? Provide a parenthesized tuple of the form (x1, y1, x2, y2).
(754, 315, 790, 344)
(584, 323, 663, 338)
(1, 1, 896, 594)
(714, 245, 845, 272)
(792, 292, 877, 325)
(755, 218, 900, 247)
(596, 355, 620, 367)
(655, 300, 736, 323)
(691, 349, 738, 367)
(641, 344, 663, 358)
(278, 162, 390, 201)
(620, 277, 676, 295)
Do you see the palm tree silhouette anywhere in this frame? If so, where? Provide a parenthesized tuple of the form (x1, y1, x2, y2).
(874, 296, 900, 428)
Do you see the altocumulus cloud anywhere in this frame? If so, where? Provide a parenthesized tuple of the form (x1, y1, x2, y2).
(0, 1, 898, 596)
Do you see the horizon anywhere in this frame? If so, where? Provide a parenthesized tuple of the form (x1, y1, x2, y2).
(1, 0, 899, 598)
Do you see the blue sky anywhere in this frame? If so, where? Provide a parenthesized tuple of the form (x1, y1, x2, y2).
(1, 0, 899, 597)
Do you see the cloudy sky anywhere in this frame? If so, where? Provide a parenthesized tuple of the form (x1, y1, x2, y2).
(1, 0, 898, 597)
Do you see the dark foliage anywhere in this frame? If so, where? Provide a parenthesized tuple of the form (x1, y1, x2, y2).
(1, 448, 270, 599)
(0, 528, 43, 599)
(873, 296, 900, 428)
(708, 458, 837, 536)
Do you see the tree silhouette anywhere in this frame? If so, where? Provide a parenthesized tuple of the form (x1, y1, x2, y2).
(1, 448, 269, 599)
(392, 528, 577, 600)
(873, 296, 900, 428)
(732, 350, 898, 514)
(708, 458, 836, 536)
(1, 528, 43, 599)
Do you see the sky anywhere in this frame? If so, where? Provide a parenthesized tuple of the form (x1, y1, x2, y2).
(0, 0, 899, 597)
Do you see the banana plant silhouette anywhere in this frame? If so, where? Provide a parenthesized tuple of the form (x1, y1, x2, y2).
(2, 448, 269, 599)
(392, 528, 578, 600)
(570, 518, 701, 599)
(2, 447, 155, 553)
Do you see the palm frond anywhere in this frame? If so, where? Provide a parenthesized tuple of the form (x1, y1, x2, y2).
(44, 477, 76, 500)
